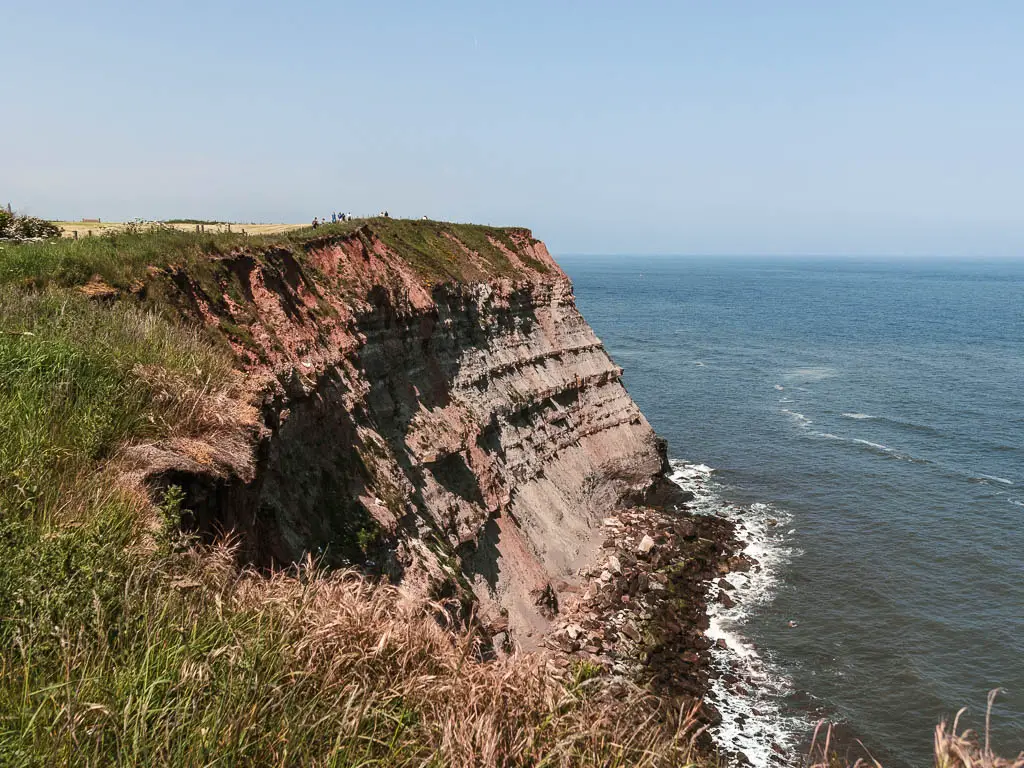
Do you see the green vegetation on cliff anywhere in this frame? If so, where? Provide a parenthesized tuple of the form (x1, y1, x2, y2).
(0, 218, 540, 292)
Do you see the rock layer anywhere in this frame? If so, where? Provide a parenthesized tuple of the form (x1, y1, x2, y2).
(143, 222, 665, 641)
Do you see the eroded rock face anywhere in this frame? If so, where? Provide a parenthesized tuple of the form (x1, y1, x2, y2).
(148, 224, 663, 640)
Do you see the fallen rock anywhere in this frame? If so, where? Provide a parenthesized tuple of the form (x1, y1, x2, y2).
(606, 555, 622, 574)
(637, 534, 656, 555)
(621, 622, 641, 642)
(676, 519, 697, 539)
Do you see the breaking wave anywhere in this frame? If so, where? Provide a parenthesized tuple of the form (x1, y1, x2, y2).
(669, 460, 808, 767)
(781, 409, 812, 428)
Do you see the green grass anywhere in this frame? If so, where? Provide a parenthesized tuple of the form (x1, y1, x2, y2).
(0, 287, 235, 522)
(0, 218, 539, 293)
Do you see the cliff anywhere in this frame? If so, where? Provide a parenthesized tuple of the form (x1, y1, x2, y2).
(133, 220, 666, 642)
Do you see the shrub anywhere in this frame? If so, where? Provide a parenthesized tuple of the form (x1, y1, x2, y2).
(0, 208, 61, 240)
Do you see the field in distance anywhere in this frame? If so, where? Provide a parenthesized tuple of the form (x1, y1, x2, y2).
(54, 220, 304, 237)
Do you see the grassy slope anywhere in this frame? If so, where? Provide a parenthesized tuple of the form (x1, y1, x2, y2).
(0, 222, 701, 767)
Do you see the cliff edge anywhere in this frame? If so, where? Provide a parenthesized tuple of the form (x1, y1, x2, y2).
(133, 219, 665, 644)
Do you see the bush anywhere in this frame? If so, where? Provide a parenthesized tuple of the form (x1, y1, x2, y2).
(0, 208, 61, 240)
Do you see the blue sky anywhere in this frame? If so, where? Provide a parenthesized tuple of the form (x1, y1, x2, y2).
(3, 1, 1023, 256)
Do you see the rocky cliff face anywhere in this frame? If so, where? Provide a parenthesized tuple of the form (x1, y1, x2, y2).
(141, 222, 665, 641)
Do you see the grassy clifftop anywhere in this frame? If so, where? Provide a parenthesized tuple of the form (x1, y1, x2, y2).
(0, 218, 545, 291)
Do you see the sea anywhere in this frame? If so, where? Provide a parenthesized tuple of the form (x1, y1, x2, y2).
(558, 255, 1024, 768)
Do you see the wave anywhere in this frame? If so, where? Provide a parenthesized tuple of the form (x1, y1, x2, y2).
(813, 433, 1017, 488)
(668, 460, 807, 767)
(839, 412, 943, 436)
(972, 473, 1014, 486)
(812, 432, 931, 464)
(781, 409, 813, 427)
(1009, 498, 1024, 508)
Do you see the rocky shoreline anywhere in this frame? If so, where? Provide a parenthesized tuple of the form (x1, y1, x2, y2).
(542, 472, 759, 744)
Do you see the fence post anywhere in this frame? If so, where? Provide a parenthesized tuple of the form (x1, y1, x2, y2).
(74, 230, 79, 240)
(88, 230, 92, 237)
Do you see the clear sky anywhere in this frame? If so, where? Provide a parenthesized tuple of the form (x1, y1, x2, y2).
(3, 1, 1023, 256)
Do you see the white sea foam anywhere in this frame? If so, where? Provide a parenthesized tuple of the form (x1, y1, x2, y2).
(774, 384, 785, 391)
(668, 460, 807, 767)
(1009, 498, 1024, 508)
(852, 438, 890, 451)
(841, 412, 874, 420)
(975, 473, 1014, 486)
(812, 431, 928, 464)
(781, 409, 812, 427)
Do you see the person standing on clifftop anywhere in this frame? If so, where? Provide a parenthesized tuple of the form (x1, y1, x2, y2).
(312, 217, 319, 229)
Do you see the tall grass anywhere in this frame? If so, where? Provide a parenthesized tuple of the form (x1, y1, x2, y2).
(806, 690, 1024, 768)
(0, 286, 236, 523)
(0, 218, 533, 292)
(0, 536, 705, 767)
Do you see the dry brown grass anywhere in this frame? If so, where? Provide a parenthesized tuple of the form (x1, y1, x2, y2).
(206, 550, 710, 767)
(808, 690, 1023, 768)
(1, 520, 711, 766)
(55, 221, 305, 237)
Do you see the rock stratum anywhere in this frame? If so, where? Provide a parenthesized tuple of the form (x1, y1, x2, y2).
(137, 221, 671, 645)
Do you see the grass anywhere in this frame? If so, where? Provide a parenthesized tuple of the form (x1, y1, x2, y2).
(807, 691, 1024, 768)
(0, 536, 706, 767)
(0, 287, 237, 522)
(54, 221, 306, 238)
(1, 218, 539, 293)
